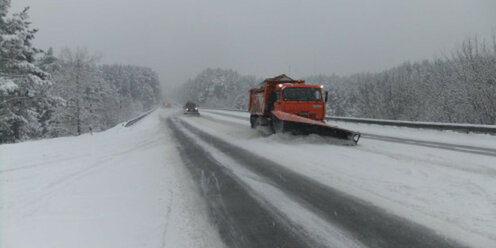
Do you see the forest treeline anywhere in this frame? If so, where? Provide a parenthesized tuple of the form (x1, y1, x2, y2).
(178, 36, 496, 125)
(0, 2, 160, 143)
(177, 68, 259, 110)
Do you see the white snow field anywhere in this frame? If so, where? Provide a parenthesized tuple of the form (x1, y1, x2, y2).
(2, 107, 496, 247)
(0, 109, 224, 248)
(195, 109, 496, 247)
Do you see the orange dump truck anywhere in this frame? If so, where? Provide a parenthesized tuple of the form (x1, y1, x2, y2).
(249, 74, 360, 144)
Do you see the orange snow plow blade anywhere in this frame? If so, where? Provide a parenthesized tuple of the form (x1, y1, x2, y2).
(271, 110, 361, 145)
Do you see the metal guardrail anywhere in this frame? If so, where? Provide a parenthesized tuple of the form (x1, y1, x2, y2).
(124, 107, 158, 127)
(204, 108, 248, 113)
(326, 116, 496, 135)
(204, 108, 496, 135)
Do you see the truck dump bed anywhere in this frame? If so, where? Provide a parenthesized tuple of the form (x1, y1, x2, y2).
(249, 74, 299, 117)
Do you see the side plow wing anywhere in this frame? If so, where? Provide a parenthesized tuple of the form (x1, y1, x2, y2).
(271, 110, 361, 145)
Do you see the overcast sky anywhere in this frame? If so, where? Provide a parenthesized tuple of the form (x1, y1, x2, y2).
(11, 0, 496, 87)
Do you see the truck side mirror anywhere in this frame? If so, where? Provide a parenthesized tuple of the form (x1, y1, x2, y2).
(324, 91, 328, 102)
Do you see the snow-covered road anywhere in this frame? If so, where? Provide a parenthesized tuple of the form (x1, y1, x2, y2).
(203, 109, 496, 156)
(1, 108, 495, 247)
(0, 110, 223, 248)
(192, 109, 496, 247)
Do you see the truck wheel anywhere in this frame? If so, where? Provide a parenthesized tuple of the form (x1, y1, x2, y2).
(270, 114, 284, 134)
(250, 115, 257, 129)
(270, 119, 276, 134)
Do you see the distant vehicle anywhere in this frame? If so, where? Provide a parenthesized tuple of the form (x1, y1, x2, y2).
(163, 102, 171, 108)
(249, 74, 360, 144)
(183, 101, 200, 115)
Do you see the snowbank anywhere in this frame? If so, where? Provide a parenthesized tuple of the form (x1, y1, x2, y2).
(0, 109, 223, 248)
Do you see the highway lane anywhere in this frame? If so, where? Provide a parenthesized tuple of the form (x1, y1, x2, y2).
(167, 116, 468, 248)
(202, 109, 496, 157)
(167, 118, 319, 248)
(362, 133, 496, 157)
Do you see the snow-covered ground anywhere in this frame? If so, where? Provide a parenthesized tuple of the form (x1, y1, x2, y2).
(194, 109, 496, 247)
(2, 107, 496, 247)
(203, 108, 496, 149)
(0, 109, 223, 248)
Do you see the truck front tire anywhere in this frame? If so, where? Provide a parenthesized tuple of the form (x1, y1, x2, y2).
(250, 115, 257, 129)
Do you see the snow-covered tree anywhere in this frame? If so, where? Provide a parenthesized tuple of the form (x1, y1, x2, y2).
(50, 47, 102, 136)
(0, 1, 162, 142)
(44, 57, 161, 137)
(179, 35, 496, 125)
(178, 68, 257, 110)
(0, 2, 55, 143)
(99, 64, 161, 122)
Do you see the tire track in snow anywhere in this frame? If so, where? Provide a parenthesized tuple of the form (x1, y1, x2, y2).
(0, 154, 90, 174)
(175, 117, 468, 248)
(172, 118, 366, 248)
(167, 118, 317, 248)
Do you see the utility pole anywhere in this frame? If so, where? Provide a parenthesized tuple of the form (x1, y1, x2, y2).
(75, 58, 81, 136)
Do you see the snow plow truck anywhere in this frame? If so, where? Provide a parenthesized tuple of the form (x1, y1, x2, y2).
(248, 74, 360, 145)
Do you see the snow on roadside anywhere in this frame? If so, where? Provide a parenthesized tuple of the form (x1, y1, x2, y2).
(181, 112, 496, 247)
(203, 109, 496, 150)
(0, 109, 223, 248)
(331, 120, 496, 150)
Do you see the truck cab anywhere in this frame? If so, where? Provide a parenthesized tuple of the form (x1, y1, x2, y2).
(249, 74, 327, 127)
(272, 83, 326, 121)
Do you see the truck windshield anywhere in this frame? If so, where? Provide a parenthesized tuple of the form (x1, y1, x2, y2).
(283, 88, 322, 101)
(184, 102, 197, 108)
